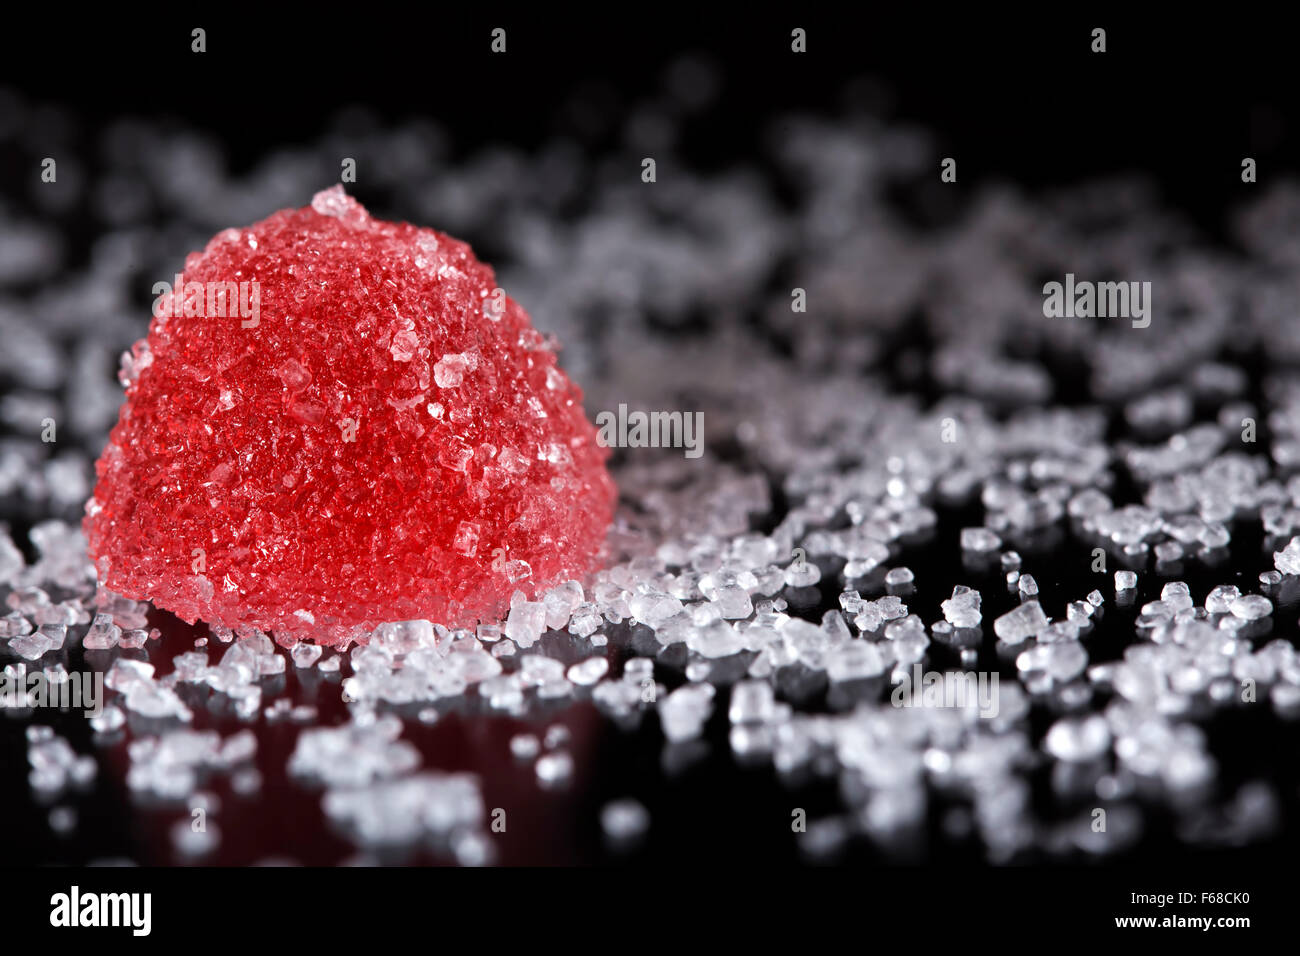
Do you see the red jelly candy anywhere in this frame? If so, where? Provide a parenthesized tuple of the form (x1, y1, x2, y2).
(85, 187, 615, 646)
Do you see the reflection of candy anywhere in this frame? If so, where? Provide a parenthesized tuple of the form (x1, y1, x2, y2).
(85, 187, 614, 646)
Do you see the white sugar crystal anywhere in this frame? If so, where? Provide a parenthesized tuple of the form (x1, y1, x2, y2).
(826, 642, 886, 682)
(1274, 536, 1300, 575)
(480, 675, 524, 711)
(505, 599, 547, 648)
(543, 580, 585, 629)
(1154, 541, 1183, 563)
(291, 642, 323, 668)
(1273, 684, 1300, 716)
(1044, 715, 1111, 762)
(520, 655, 565, 686)
(227, 767, 259, 794)
(1018, 574, 1038, 598)
(124, 682, 192, 722)
(659, 684, 714, 741)
(1218, 616, 1249, 634)
(713, 585, 754, 619)
(445, 648, 501, 686)
(941, 586, 982, 628)
(311, 184, 362, 218)
(49, 806, 77, 835)
(1114, 571, 1137, 591)
(567, 656, 609, 686)
(784, 560, 821, 587)
(118, 628, 148, 649)
(686, 661, 711, 681)
(875, 596, 908, 621)
(687, 620, 745, 658)
(630, 590, 685, 628)
(601, 798, 650, 843)
(1, 615, 32, 638)
(106, 658, 154, 690)
(839, 590, 866, 615)
(885, 615, 925, 641)
(536, 751, 573, 787)
(27, 730, 95, 795)
(83, 613, 120, 650)
(0, 531, 24, 584)
(1040, 620, 1082, 643)
(728, 680, 776, 723)
(510, 734, 540, 760)
(172, 651, 209, 682)
(69, 756, 97, 787)
(593, 679, 645, 716)
(960, 527, 1000, 553)
(9, 588, 49, 615)
(566, 601, 604, 638)
(751, 564, 785, 595)
(1201, 524, 1231, 549)
(373, 620, 433, 655)
(1068, 489, 1112, 518)
(1206, 584, 1240, 614)
(8, 632, 53, 660)
(884, 567, 913, 586)
(893, 631, 929, 666)
(172, 819, 220, 857)
(289, 715, 419, 788)
(854, 605, 884, 633)
(623, 658, 654, 683)
(993, 600, 1049, 644)
(90, 706, 125, 734)
(1229, 594, 1272, 620)
(822, 609, 851, 642)
(1017, 641, 1088, 682)
(220, 729, 257, 765)
(322, 772, 484, 846)
(1065, 601, 1093, 626)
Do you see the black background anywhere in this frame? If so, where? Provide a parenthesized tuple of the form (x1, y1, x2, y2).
(5, 10, 1293, 230)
